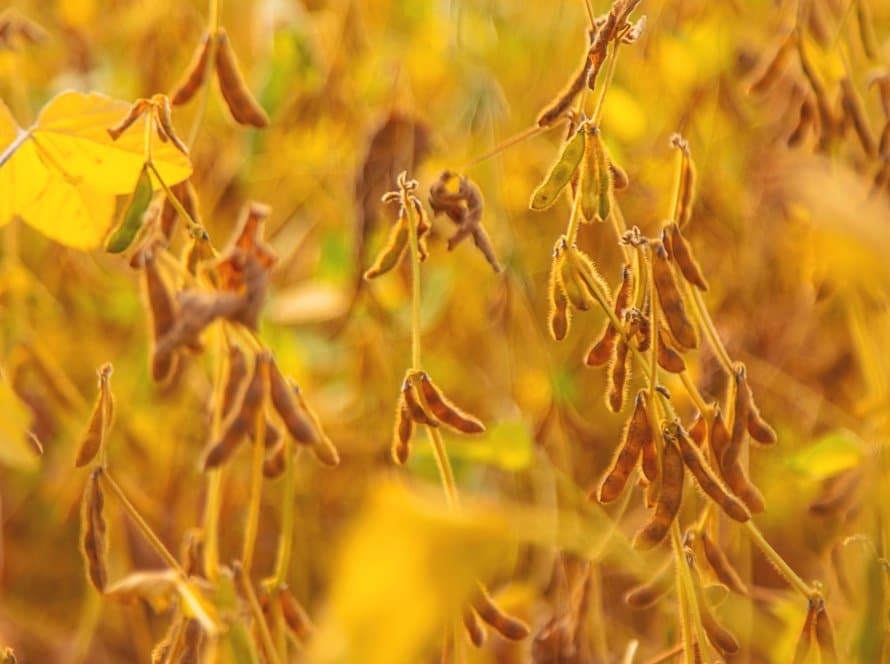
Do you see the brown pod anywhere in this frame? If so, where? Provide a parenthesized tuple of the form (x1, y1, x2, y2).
(536, 35, 595, 127)
(144, 253, 177, 343)
(723, 364, 751, 469)
(107, 99, 149, 140)
(880, 121, 890, 157)
(220, 345, 248, 417)
(203, 413, 250, 469)
(721, 455, 765, 514)
(418, 374, 485, 434)
(364, 213, 409, 279)
(814, 601, 838, 663)
(672, 423, 750, 522)
(463, 608, 487, 647)
(586, 263, 633, 364)
(657, 327, 686, 373)
(402, 378, 438, 427)
(624, 560, 672, 608)
(748, 35, 794, 95)
(472, 586, 530, 640)
(788, 97, 816, 148)
(214, 28, 269, 128)
(840, 77, 877, 158)
(171, 32, 211, 105)
(668, 223, 708, 291)
(709, 407, 731, 466)
(598, 390, 651, 502)
(688, 411, 708, 448)
(607, 338, 630, 413)
(75, 365, 113, 467)
(745, 390, 777, 445)
(700, 531, 748, 595)
(651, 242, 697, 350)
(633, 437, 684, 550)
(280, 587, 314, 641)
(792, 599, 817, 664)
(392, 399, 413, 465)
(268, 359, 319, 445)
(262, 439, 287, 478)
(610, 160, 629, 190)
(153, 94, 188, 155)
(699, 597, 739, 655)
(292, 387, 340, 467)
(670, 134, 696, 226)
(240, 352, 270, 422)
(80, 468, 108, 591)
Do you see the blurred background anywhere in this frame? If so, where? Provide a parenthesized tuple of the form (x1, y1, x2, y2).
(0, 0, 889, 661)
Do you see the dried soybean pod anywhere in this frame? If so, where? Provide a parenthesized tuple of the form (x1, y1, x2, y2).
(607, 338, 630, 413)
(700, 531, 748, 595)
(668, 223, 708, 291)
(268, 359, 319, 445)
(656, 327, 686, 373)
(75, 364, 113, 467)
(106, 165, 153, 253)
(814, 601, 838, 663)
(153, 94, 189, 156)
(472, 586, 530, 640)
(559, 250, 595, 310)
(402, 378, 438, 427)
(214, 28, 270, 128)
(709, 406, 731, 463)
(610, 160, 629, 190)
(598, 390, 650, 502)
(292, 386, 340, 467)
(745, 385, 777, 445)
(688, 411, 707, 448)
(579, 125, 600, 222)
(856, 0, 878, 60)
(536, 35, 595, 127)
(80, 467, 108, 591)
(144, 253, 179, 383)
(364, 213, 409, 279)
(624, 559, 672, 608)
(651, 242, 698, 350)
(792, 600, 817, 664)
(672, 422, 750, 522)
(636, 392, 658, 482)
(107, 99, 148, 140)
(529, 129, 584, 211)
(419, 373, 485, 434)
(392, 398, 413, 465)
(171, 32, 211, 105)
(797, 35, 837, 147)
(633, 437, 684, 550)
(204, 410, 250, 469)
(693, 572, 740, 655)
(724, 364, 751, 468)
(721, 455, 765, 514)
(879, 121, 890, 157)
(841, 77, 877, 157)
(280, 587, 314, 641)
(748, 33, 794, 95)
(262, 439, 286, 478)
(220, 345, 248, 417)
(548, 255, 571, 341)
(463, 608, 486, 647)
(241, 352, 270, 422)
(671, 134, 696, 227)
(788, 96, 816, 148)
(570, 247, 610, 305)
(586, 263, 632, 365)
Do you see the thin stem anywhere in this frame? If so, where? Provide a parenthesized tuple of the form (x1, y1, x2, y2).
(565, 175, 586, 246)
(426, 425, 459, 510)
(670, 523, 710, 664)
(203, 324, 227, 582)
(461, 122, 562, 171)
(101, 470, 185, 577)
(744, 520, 816, 598)
(187, 0, 221, 149)
(403, 196, 423, 371)
(688, 281, 734, 374)
(670, 525, 696, 664)
(242, 410, 267, 575)
(591, 42, 620, 126)
(239, 568, 282, 664)
(146, 162, 204, 235)
(273, 442, 298, 585)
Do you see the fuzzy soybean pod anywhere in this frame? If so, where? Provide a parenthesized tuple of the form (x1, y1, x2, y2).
(792, 599, 818, 664)
(700, 531, 748, 595)
(80, 467, 108, 591)
(607, 338, 630, 413)
(559, 248, 595, 311)
(814, 601, 838, 664)
(402, 378, 438, 427)
(548, 252, 571, 341)
(529, 129, 584, 211)
(624, 558, 672, 608)
(586, 263, 632, 366)
(723, 364, 751, 469)
(633, 435, 684, 550)
(742, 373, 777, 444)
(687, 411, 708, 448)
(672, 422, 750, 523)
(171, 32, 212, 105)
(268, 358, 319, 446)
(220, 345, 249, 418)
(720, 448, 765, 514)
(569, 246, 610, 307)
(462, 608, 486, 647)
(709, 406, 731, 464)
(689, 558, 740, 655)
(472, 586, 530, 640)
(667, 223, 708, 291)
(214, 28, 270, 128)
(419, 373, 485, 434)
(598, 390, 651, 502)
(364, 213, 409, 279)
(391, 398, 413, 465)
(579, 125, 601, 222)
(74, 364, 114, 468)
(651, 242, 698, 350)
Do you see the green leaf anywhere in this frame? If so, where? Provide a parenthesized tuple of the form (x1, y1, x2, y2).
(787, 429, 862, 481)
(105, 164, 153, 253)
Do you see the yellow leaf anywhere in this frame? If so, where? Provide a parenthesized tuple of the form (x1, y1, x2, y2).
(32, 90, 191, 194)
(0, 376, 38, 472)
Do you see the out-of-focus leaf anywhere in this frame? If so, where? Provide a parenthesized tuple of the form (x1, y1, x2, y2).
(0, 376, 38, 471)
(103, 569, 178, 613)
(175, 577, 220, 637)
(415, 420, 534, 472)
(267, 282, 349, 324)
(787, 430, 862, 481)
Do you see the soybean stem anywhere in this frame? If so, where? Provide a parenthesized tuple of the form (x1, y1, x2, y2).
(688, 281, 735, 374)
(744, 520, 816, 598)
(239, 568, 282, 664)
(426, 425, 460, 510)
(187, 0, 221, 149)
(403, 191, 423, 371)
(242, 407, 266, 575)
(147, 162, 204, 236)
(273, 442, 298, 585)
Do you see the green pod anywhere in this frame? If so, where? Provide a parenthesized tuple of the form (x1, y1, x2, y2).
(529, 129, 584, 211)
(106, 165, 153, 253)
(592, 131, 612, 222)
(364, 215, 409, 279)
